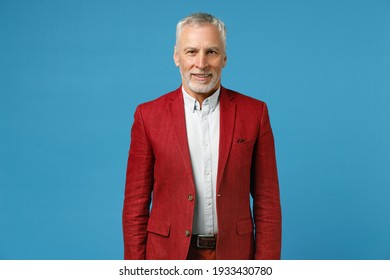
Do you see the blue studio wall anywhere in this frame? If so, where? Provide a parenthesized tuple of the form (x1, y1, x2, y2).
(0, 0, 389, 259)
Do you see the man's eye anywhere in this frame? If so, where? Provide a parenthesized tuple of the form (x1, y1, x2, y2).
(186, 50, 196, 55)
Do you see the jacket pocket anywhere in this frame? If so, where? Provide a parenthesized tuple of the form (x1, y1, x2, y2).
(236, 218, 254, 235)
(147, 217, 171, 237)
(232, 138, 256, 152)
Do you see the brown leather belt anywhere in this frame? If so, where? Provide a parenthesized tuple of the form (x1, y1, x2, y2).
(192, 235, 217, 249)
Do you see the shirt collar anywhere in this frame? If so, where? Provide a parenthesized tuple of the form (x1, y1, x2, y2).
(182, 86, 220, 113)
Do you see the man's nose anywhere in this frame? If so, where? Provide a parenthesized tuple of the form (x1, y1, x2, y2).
(195, 53, 208, 69)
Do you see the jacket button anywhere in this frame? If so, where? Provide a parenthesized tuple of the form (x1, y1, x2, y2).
(188, 194, 193, 201)
(185, 230, 191, 237)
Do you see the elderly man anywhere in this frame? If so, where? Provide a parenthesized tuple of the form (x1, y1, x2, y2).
(123, 12, 281, 260)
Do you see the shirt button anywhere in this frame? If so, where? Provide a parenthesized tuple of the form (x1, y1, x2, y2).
(188, 194, 194, 201)
(185, 230, 191, 237)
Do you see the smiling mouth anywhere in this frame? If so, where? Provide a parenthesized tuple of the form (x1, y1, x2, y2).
(192, 73, 211, 81)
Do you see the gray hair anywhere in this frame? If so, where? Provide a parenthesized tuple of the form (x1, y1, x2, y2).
(175, 13, 227, 51)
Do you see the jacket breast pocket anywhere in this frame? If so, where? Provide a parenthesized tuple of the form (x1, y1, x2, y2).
(232, 138, 256, 152)
(147, 217, 171, 237)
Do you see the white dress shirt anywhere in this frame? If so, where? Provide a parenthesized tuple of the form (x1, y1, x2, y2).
(182, 87, 220, 235)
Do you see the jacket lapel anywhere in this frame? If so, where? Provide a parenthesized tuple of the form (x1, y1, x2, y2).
(217, 87, 236, 193)
(168, 86, 236, 193)
(169, 88, 195, 185)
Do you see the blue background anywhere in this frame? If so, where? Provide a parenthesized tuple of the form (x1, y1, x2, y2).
(1, 0, 389, 260)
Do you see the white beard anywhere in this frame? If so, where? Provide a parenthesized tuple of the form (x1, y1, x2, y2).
(181, 70, 220, 95)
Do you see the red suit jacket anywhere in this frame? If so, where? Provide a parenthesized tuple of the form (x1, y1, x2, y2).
(123, 86, 281, 260)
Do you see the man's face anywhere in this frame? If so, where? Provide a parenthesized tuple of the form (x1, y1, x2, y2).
(174, 24, 227, 97)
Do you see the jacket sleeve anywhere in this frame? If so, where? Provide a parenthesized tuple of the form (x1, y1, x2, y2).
(122, 106, 154, 260)
(251, 103, 282, 259)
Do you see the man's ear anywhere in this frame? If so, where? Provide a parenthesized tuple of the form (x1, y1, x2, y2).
(173, 46, 179, 67)
(223, 55, 227, 68)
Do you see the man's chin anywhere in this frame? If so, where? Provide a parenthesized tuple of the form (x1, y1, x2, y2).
(188, 83, 217, 95)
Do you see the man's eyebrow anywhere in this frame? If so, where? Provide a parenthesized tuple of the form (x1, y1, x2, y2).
(181, 46, 222, 53)
(207, 46, 221, 51)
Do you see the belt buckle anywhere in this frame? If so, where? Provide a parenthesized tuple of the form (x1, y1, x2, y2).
(197, 234, 216, 249)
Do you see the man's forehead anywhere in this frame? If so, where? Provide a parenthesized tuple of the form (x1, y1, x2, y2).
(178, 24, 223, 45)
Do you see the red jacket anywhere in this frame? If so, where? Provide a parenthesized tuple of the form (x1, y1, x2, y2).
(123, 86, 281, 259)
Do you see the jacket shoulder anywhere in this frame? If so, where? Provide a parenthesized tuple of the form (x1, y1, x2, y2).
(223, 87, 266, 108)
(137, 88, 181, 112)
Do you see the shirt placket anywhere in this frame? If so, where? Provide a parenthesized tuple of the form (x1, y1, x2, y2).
(200, 99, 214, 235)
